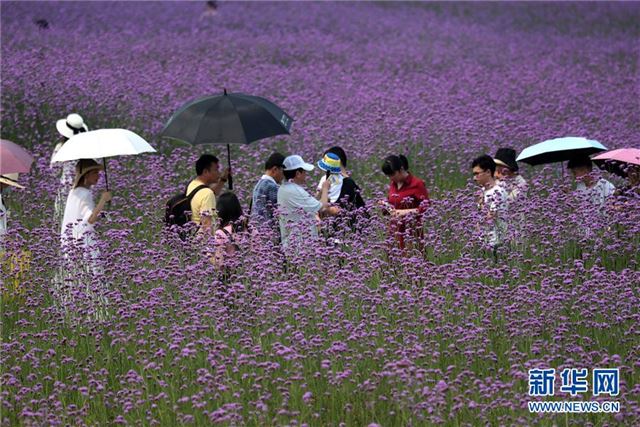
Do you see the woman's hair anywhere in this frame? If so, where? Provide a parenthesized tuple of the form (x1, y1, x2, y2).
(74, 159, 102, 188)
(381, 155, 409, 176)
(326, 146, 347, 167)
(217, 192, 244, 232)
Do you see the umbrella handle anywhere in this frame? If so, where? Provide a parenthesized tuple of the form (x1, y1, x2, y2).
(103, 158, 109, 191)
(227, 144, 233, 190)
(102, 158, 111, 208)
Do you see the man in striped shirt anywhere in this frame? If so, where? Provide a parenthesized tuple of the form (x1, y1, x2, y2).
(251, 152, 285, 233)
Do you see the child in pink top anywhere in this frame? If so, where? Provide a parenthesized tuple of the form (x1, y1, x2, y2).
(211, 192, 243, 270)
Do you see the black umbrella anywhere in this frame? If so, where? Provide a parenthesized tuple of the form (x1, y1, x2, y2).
(161, 90, 293, 189)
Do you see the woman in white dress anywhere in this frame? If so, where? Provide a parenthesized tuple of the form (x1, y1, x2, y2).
(51, 113, 89, 224)
(58, 159, 112, 313)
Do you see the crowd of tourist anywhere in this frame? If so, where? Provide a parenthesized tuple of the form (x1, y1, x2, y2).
(1, 111, 635, 283)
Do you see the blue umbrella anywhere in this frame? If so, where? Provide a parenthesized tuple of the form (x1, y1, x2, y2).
(516, 137, 607, 166)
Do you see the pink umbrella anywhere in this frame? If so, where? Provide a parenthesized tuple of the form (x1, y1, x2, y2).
(592, 148, 640, 177)
(0, 139, 34, 175)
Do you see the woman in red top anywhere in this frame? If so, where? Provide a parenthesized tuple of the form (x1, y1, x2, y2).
(381, 155, 429, 250)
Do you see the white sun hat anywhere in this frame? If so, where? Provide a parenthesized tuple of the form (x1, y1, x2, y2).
(56, 113, 89, 139)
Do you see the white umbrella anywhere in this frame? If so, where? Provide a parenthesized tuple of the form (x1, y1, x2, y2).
(516, 137, 607, 166)
(51, 128, 156, 189)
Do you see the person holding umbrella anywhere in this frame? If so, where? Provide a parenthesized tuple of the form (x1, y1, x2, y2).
(61, 159, 112, 247)
(51, 113, 89, 223)
(186, 154, 228, 234)
(1, 138, 34, 241)
(567, 155, 615, 208)
(616, 165, 640, 199)
(592, 148, 640, 200)
(59, 159, 112, 305)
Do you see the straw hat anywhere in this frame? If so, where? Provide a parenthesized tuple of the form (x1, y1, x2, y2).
(56, 113, 88, 139)
(0, 173, 24, 189)
(72, 159, 103, 188)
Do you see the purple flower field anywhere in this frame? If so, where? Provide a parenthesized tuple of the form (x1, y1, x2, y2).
(1, 1, 639, 426)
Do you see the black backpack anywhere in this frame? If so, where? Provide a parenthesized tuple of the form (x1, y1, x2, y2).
(165, 184, 210, 227)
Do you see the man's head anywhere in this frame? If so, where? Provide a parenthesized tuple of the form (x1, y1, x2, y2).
(567, 155, 593, 181)
(283, 155, 314, 184)
(493, 147, 518, 180)
(471, 154, 496, 188)
(196, 154, 220, 185)
(381, 155, 409, 184)
(265, 152, 285, 184)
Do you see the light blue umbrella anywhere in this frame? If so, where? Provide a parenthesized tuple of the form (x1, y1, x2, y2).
(516, 137, 607, 166)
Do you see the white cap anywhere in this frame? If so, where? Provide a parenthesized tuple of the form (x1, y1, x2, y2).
(283, 155, 314, 172)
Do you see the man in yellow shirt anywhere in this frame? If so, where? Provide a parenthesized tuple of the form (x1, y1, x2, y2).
(187, 154, 227, 233)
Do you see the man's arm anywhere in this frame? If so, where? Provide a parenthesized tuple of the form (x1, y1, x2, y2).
(198, 191, 218, 234)
(200, 214, 213, 234)
(210, 169, 230, 196)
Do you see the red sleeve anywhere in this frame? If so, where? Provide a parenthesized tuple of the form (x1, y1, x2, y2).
(387, 184, 396, 208)
(416, 181, 429, 213)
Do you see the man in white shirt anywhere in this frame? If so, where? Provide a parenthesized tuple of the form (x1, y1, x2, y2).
(277, 155, 339, 248)
(472, 155, 509, 249)
(567, 156, 615, 208)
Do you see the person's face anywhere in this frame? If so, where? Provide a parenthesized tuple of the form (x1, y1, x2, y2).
(472, 166, 492, 187)
(628, 167, 640, 186)
(570, 166, 590, 181)
(271, 166, 285, 184)
(205, 162, 220, 184)
(84, 169, 101, 187)
(388, 169, 406, 184)
(294, 169, 307, 184)
(495, 166, 514, 180)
